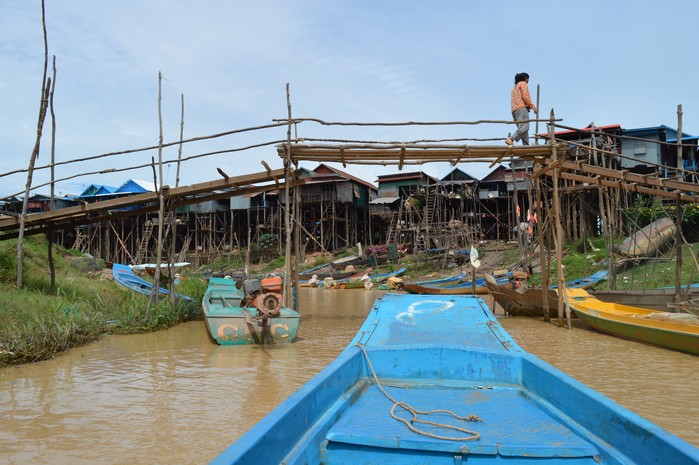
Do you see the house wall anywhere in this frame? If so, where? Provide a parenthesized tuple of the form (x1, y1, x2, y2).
(378, 179, 424, 198)
(621, 138, 661, 168)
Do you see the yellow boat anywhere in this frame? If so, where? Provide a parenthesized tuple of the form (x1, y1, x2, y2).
(563, 288, 699, 355)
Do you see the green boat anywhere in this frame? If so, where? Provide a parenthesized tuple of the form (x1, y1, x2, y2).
(202, 277, 300, 345)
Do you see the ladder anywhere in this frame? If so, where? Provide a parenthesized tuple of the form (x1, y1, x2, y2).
(72, 229, 87, 251)
(414, 233, 426, 252)
(423, 188, 437, 225)
(133, 221, 154, 265)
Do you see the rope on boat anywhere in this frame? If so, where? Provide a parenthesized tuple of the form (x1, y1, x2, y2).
(355, 342, 482, 442)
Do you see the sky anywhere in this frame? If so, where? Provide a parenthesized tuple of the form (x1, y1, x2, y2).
(2, 0, 698, 199)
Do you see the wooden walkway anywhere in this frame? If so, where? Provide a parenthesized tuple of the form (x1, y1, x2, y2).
(0, 168, 294, 240)
(279, 143, 699, 203)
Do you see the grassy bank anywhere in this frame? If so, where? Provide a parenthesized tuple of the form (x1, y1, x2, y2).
(0, 236, 206, 367)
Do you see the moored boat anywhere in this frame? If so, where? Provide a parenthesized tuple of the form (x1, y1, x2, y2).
(404, 273, 511, 295)
(485, 271, 607, 317)
(326, 267, 408, 289)
(401, 273, 467, 294)
(564, 288, 699, 354)
(112, 263, 192, 301)
(202, 276, 300, 345)
(211, 294, 699, 464)
(591, 286, 699, 312)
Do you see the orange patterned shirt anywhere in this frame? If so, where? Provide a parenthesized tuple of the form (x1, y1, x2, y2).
(511, 81, 534, 113)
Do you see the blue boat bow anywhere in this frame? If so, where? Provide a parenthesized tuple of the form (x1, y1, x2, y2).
(211, 294, 699, 464)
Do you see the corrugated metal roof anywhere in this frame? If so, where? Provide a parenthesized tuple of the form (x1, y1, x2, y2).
(369, 196, 400, 205)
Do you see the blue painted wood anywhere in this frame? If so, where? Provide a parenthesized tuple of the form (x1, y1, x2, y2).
(211, 294, 699, 464)
(112, 263, 192, 301)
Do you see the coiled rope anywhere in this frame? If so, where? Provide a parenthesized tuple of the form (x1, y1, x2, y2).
(355, 342, 482, 442)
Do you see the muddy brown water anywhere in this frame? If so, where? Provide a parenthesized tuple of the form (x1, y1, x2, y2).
(1, 290, 697, 464)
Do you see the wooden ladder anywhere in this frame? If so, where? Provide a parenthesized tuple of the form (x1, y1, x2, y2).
(133, 221, 154, 265)
(72, 229, 86, 251)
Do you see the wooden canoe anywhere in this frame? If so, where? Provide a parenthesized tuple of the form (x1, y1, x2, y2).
(485, 272, 608, 317)
(615, 217, 676, 257)
(564, 288, 699, 354)
(401, 274, 468, 294)
(405, 274, 511, 295)
(485, 273, 559, 317)
(211, 294, 699, 464)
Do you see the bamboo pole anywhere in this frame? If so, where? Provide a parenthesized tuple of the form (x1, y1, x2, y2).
(549, 110, 569, 328)
(534, 84, 541, 145)
(675, 104, 684, 302)
(169, 93, 185, 304)
(153, 72, 166, 308)
(17, 0, 50, 289)
(283, 83, 293, 308)
(535, 171, 550, 322)
(48, 55, 57, 292)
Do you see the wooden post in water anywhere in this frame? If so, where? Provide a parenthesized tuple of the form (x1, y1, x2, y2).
(675, 104, 684, 302)
(549, 110, 569, 328)
(282, 83, 294, 309)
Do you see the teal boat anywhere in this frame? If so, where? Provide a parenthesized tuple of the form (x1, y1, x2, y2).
(211, 294, 699, 464)
(202, 277, 300, 345)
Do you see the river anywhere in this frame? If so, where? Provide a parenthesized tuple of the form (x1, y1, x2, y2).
(1, 289, 697, 464)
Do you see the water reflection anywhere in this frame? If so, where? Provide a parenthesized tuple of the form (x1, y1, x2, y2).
(0, 290, 697, 465)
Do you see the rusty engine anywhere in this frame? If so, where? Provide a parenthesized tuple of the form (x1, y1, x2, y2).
(241, 276, 283, 319)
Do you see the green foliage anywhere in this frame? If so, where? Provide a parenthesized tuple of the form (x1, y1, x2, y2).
(0, 236, 205, 367)
(613, 242, 699, 290)
(627, 195, 699, 241)
(258, 233, 278, 252)
(262, 256, 285, 273)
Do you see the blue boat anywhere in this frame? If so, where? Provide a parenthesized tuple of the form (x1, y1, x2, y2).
(211, 294, 699, 464)
(203, 276, 300, 345)
(112, 263, 192, 301)
(550, 270, 608, 289)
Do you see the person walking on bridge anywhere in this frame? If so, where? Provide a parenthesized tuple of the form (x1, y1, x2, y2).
(505, 72, 537, 146)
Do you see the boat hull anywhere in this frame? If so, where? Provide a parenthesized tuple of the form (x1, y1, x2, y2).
(205, 312, 300, 345)
(402, 274, 504, 295)
(616, 217, 676, 257)
(566, 288, 699, 354)
(211, 294, 699, 464)
(485, 272, 607, 317)
(112, 263, 192, 301)
(591, 287, 699, 312)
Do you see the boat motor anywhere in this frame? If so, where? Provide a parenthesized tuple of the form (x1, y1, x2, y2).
(242, 276, 283, 319)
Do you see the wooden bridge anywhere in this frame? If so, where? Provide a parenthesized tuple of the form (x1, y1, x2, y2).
(0, 168, 295, 241)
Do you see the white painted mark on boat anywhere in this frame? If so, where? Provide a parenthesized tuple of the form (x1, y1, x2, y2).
(396, 300, 455, 325)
